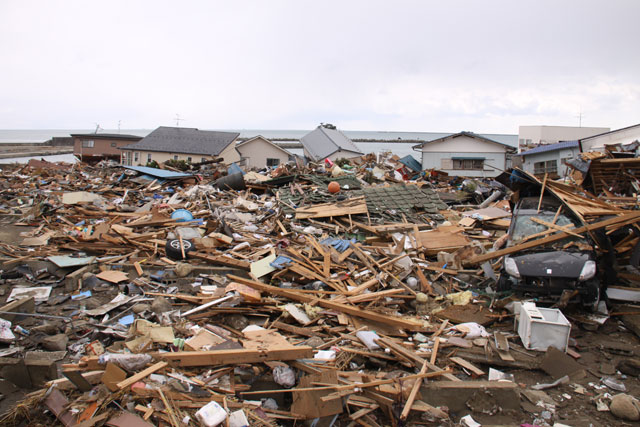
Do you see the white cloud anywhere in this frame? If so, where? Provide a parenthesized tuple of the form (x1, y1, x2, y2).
(0, 0, 639, 132)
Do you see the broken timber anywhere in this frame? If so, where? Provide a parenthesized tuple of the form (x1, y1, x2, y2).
(466, 211, 640, 265)
(228, 275, 425, 331)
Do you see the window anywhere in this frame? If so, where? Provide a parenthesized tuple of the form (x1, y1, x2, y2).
(82, 140, 94, 148)
(121, 153, 126, 165)
(134, 152, 139, 163)
(533, 160, 557, 175)
(111, 142, 117, 147)
(147, 153, 152, 162)
(187, 157, 192, 163)
(174, 155, 179, 161)
(201, 157, 207, 163)
(266, 158, 280, 167)
(453, 159, 484, 170)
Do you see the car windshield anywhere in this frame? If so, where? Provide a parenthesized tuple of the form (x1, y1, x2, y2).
(510, 210, 581, 243)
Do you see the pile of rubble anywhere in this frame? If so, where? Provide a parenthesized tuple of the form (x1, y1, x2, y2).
(0, 154, 639, 426)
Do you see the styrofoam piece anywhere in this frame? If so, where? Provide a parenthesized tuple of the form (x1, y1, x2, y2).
(517, 302, 571, 352)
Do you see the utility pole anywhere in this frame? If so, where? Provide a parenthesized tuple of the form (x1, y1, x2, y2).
(576, 108, 583, 127)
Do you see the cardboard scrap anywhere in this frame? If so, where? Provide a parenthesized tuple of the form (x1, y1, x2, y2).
(96, 270, 129, 284)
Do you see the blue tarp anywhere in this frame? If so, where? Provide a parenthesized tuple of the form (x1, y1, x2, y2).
(320, 237, 355, 253)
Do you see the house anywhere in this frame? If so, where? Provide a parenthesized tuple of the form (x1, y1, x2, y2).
(300, 126, 363, 162)
(516, 140, 580, 178)
(412, 132, 516, 177)
(579, 123, 640, 153)
(119, 126, 240, 166)
(71, 133, 142, 163)
(518, 125, 609, 151)
(236, 135, 292, 169)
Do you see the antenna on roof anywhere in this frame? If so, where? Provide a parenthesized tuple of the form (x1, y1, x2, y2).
(117, 120, 121, 134)
(93, 123, 102, 134)
(175, 114, 185, 127)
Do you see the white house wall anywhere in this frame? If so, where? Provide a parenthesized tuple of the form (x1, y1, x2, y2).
(120, 142, 240, 166)
(237, 137, 290, 169)
(521, 147, 579, 177)
(421, 152, 505, 177)
(418, 135, 507, 177)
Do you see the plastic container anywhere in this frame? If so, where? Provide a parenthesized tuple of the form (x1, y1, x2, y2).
(195, 401, 228, 427)
(517, 302, 571, 352)
(171, 209, 194, 222)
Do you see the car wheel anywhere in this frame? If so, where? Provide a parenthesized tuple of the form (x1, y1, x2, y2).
(583, 280, 601, 312)
(165, 239, 194, 260)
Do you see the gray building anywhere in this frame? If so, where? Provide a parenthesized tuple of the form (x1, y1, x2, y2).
(516, 140, 580, 178)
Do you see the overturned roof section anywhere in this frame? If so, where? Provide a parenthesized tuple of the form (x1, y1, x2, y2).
(300, 126, 363, 161)
(121, 127, 239, 156)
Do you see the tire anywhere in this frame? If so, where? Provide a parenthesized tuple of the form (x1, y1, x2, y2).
(496, 273, 511, 292)
(165, 239, 194, 260)
(583, 280, 601, 312)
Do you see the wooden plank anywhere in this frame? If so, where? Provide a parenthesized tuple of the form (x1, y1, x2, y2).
(190, 252, 250, 270)
(537, 173, 548, 212)
(153, 346, 314, 367)
(295, 196, 368, 219)
(62, 369, 93, 392)
(450, 357, 485, 376)
(467, 211, 640, 265)
(117, 361, 168, 390)
(376, 337, 460, 381)
(228, 275, 425, 331)
(530, 217, 582, 238)
(400, 361, 428, 421)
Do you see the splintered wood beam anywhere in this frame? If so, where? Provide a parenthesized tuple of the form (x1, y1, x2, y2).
(466, 211, 640, 265)
(400, 361, 428, 421)
(116, 361, 168, 390)
(228, 275, 425, 331)
(190, 252, 250, 270)
(153, 346, 314, 367)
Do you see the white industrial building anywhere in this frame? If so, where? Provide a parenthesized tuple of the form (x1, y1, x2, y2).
(579, 123, 640, 152)
(518, 125, 609, 151)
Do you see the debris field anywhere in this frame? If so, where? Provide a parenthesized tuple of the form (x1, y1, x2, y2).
(0, 152, 639, 426)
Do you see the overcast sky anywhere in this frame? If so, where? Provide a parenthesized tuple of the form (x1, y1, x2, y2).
(1, 1, 638, 133)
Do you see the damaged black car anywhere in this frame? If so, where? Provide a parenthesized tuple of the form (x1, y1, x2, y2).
(497, 196, 602, 308)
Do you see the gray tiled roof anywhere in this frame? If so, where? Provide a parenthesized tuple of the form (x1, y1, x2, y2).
(300, 126, 364, 161)
(121, 127, 239, 156)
